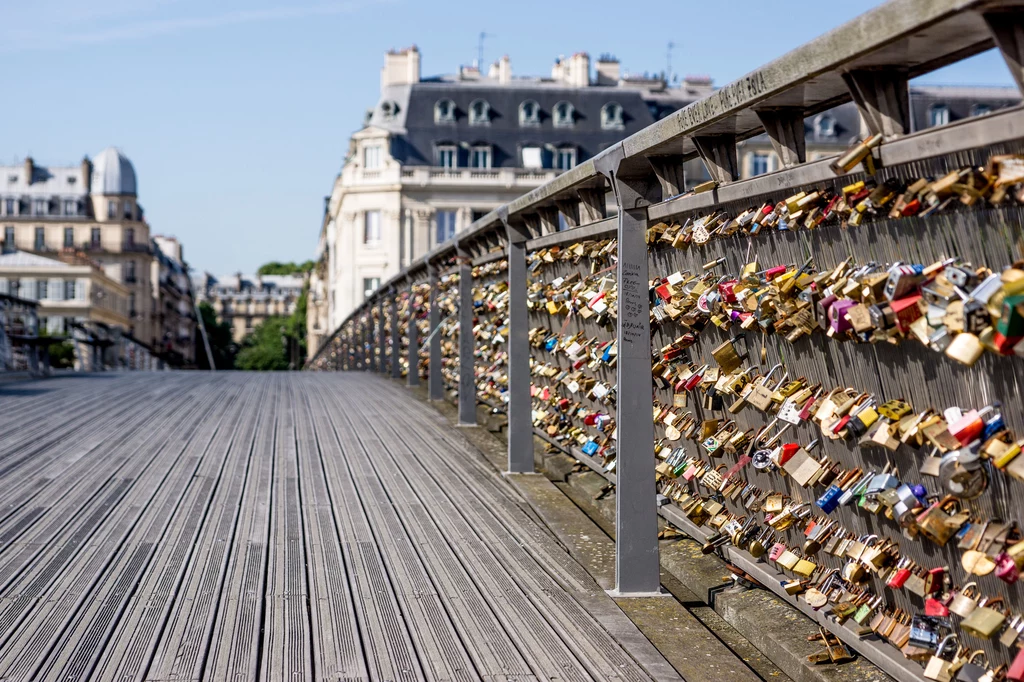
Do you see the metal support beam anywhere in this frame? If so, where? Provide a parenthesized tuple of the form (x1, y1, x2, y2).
(577, 187, 606, 223)
(755, 108, 807, 168)
(693, 134, 739, 184)
(538, 206, 560, 234)
(646, 155, 686, 199)
(500, 207, 534, 473)
(983, 9, 1024, 97)
(377, 296, 386, 374)
(457, 245, 476, 425)
(390, 290, 401, 378)
(554, 198, 580, 228)
(407, 279, 420, 387)
(428, 264, 444, 401)
(595, 146, 661, 597)
(841, 68, 910, 139)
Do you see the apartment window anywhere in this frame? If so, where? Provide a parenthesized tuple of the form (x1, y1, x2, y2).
(125, 260, 136, 283)
(125, 227, 135, 247)
(436, 144, 457, 169)
(929, 104, 950, 127)
(555, 146, 577, 171)
(3, 226, 13, 249)
(815, 115, 836, 137)
(601, 102, 624, 130)
(4, 198, 13, 215)
(33, 198, 46, 215)
(63, 199, 77, 215)
(972, 103, 991, 116)
(522, 146, 543, 169)
(67, 176, 76, 186)
(519, 100, 540, 126)
(64, 227, 74, 248)
(434, 98, 456, 123)
(123, 201, 132, 219)
(129, 293, 136, 315)
(435, 210, 457, 244)
(553, 101, 575, 128)
(37, 279, 48, 300)
(363, 145, 382, 169)
(363, 210, 381, 244)
(470, 145, 492, 169)
(750, 152, 770, 177)
(362, 277, 381, 300)
(379, 100, 399, 121)
(64, 279, 76, 300)
(107, 200, 116, 219)
(91, 227, 101, 248)
(469, 99, 490, 125)
(0, 278, 7, 294)
(34, 226, 45, 250)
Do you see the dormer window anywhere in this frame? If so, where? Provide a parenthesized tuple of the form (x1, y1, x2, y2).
(555, 145, 577, 170)
(469, 99, 491, 126)
(434, 99, 456, 124)
(470, 145, 492, 169)
(379, 100, 399, 121)
(519, 100, 540, 127)
(553, 101, 575, 128)
(363, 145, 382, 169)
(972, 103, 991, 117)
(815, 114, 836, 137)
(929, 104, 950, 127)
(601, 102, 623, 130)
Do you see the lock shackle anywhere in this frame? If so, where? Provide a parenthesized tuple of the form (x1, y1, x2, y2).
(959, 581, 979, 597)
(762, 363, 785, 383)
(965, 650, 988, 666)
(935, 634, 960, 657)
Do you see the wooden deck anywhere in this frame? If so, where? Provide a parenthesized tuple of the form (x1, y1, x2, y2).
(0, 373, 678, 682)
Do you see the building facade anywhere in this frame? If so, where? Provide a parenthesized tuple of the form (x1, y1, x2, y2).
(0, 250, 130, 333)
(152, 236, 196, 366)
(307, 48, 710, 357)
(194, 272, 303, 343)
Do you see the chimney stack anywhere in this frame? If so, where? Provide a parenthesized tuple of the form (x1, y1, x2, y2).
(81, 156, 92, 192)
(566, 52, 590, 87)
(24, 157, 34, 185)
(497, 55, 511, 84)
(595, 55, 620, 86)
(380, 45, 421, 90)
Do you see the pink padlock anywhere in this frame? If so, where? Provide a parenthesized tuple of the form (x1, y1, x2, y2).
(829, 299, 857, 334)
(996, 552, 1020, 584)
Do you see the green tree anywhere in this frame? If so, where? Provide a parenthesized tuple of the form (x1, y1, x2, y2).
(195, 301, 236, 370)
(235, 317, 290, 370)
(257, 261, 315, 276)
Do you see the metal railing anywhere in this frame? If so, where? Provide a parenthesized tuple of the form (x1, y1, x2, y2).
(308, 2, 1024, 677)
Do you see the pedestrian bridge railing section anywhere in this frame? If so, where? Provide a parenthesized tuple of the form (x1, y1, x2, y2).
(309, 2, 1024, 680)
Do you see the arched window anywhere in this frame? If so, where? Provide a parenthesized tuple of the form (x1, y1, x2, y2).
(469, 99, 491, 125)
(519, 100, 540, 126)
(434, 99, 456, 124)
(601, 102, 623, 130)
(379, 100, 400, 121)
(929, 104, 950, 127)
(553, 101, 575, 128)
(815, 114, 835, 137)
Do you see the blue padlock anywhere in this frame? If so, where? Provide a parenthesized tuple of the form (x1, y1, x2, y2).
(816, 484, 843, 514)
(582, 441, 599, 456)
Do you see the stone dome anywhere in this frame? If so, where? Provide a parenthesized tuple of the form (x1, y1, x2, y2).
(91, 147, 137, 196)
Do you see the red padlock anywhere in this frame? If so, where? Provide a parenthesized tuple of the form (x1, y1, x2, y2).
(948, 404, 998, 445)
(887, 558, 912, 588)
(996, 552, 1020, 584)
(684, 364, 707, 391)
(925, 596, 950, 617)
(764, 265, 787, 281)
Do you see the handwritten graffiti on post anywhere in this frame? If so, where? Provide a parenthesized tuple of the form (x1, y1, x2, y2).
(620, 262, 647, 346)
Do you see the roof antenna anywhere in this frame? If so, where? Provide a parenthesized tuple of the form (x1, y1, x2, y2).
(667, 41, 675, 84)
(477, 31, 489, 69)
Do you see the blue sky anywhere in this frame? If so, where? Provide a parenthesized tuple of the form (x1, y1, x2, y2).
(2, 0, 1014, 274)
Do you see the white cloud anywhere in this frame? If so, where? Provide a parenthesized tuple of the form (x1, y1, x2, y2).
(2, 1, 374, 52)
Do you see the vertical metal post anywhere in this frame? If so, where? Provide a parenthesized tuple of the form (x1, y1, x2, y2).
(457, 244, 476, 425)
(428, 264, 444, 401)
(390, 289, 401, 379)
(501, 209, 533, 472)
(377, 295, 387, 374)
(597, 148, 661, 596)
(407, 278, 420, 387)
